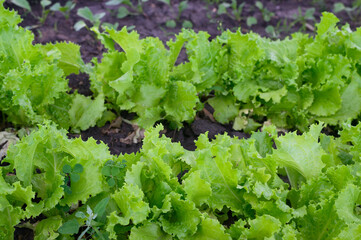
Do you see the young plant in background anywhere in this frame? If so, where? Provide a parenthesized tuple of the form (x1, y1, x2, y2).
(246, 16, 257, 27)
(37, 0, 51, 23)
(158, 0, 170, 4)
(74, 6, 106, 31)
(164, 0, 191, 29)
(106, 0, 131, 19)
(9, 0, 52, 25)
(179, 1, 192, 28)
(291, 7, 315, 32)
(135, 0, 147, 14)
(265, 25, 278, 39)
(8, 0, 31, 11)
(177, 0, 188, 20)
(312, 0, 327, 11)
(50, 0, 75, 20)
(255, 1, 274, 22)
(217, 0, 245, 22)
(182, 20, 193, 28)
(265, 18, 292, 39)
(333, 1, 361, 21)
(166, 19, 176, 28)
(106, 0, 168, 16)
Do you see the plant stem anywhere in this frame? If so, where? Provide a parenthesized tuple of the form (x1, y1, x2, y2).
(77, 225, 91, 240)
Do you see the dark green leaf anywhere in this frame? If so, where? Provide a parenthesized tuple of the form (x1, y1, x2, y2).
(70, 173, 80, 183)
(73, 163, 84, 173)
(63, 185, 72, 195)
(111, 167, 121, 176)
(58, 219, 80, 235)
(62, 164, 72, 174)
(102, 166, 112, 176)
(107, 178, 116, 187)
(94, 197, 110, 217)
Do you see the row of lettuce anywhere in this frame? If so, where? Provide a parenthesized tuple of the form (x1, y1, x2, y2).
(2, 3, 361, 238)
(0, 0, 106, 131)
(2, 1, 361, 132)
(88, 12, 361, 131)
(2, 121, 361, 239)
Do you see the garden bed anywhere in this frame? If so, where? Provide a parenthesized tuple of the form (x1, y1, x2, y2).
(4, 0, 359, 156)
(2, 0, 361, 239)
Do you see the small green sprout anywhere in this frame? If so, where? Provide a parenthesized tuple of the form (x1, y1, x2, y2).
(61, 163, 83, 195)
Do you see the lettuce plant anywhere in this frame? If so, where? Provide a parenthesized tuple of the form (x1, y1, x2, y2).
(1, 122, 361, 239)
(0, 1, 105, 131)
(89, 27, 200, 129)
(88, 12, 361, 132)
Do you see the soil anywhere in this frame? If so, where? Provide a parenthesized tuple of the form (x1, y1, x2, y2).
(3, 0, 359, 239)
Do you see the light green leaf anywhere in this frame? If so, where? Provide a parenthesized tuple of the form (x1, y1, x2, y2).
(335, 184, 361, 224)
(34, 216, 62, 240)
(159, 192, 201, 239)
(129, 222, 172, 240)
(208, 95, 239, 124)
(192, 214, 231, 240)
(111, 184, 150, 225)
(51, 42, 84, 75)
(183, 171, 212, 207)
(316, 12, 339, 36)
(308, 87, 341, 116)
(244, 215, 281, 239)
(335, 224, 361, 240)
(164, 81, 198, 127)
(107, 27, 143, 54)
(192, 135, 244, 211)
(69, 93, 106, 131)
(273, 124, 326, 187)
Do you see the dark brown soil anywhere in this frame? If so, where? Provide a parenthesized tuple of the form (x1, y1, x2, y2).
(5, 0, 360, 238)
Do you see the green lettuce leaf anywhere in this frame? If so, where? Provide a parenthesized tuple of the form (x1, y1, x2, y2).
(129, 221, 171, 240)
(69, 93, 106, 131)
(159, 192, 201, 239)
(34, 216, 63, 240)
(273, 124, 326, 187)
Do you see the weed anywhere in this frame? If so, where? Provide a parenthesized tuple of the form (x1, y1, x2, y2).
(334, 1, 361, 21)
(74, 7, 106, 31)
(291, 7, 315, 32)
(217, 0, 245, 22)
(255, 1, 274, 22)
(50, 1, 76, 20)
